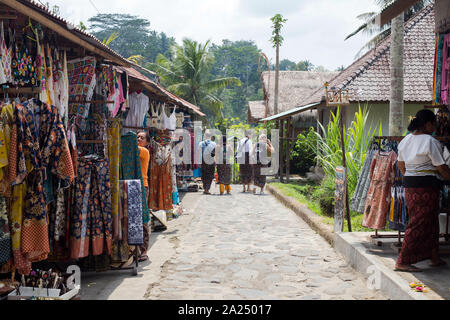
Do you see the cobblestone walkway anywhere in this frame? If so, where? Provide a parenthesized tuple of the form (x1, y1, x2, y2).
(145, 187, 385, 300)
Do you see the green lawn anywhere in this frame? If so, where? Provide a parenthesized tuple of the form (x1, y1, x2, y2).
(270, 181, 373, 232)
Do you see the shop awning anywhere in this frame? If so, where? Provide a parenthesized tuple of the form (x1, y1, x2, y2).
(259, 102, 321, 122)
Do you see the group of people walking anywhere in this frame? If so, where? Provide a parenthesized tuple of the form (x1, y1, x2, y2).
(199, 130, 274, 195)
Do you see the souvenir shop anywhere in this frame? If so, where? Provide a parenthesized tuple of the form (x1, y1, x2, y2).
(349, 27, 450, 247)
(0, 2, 203, 300)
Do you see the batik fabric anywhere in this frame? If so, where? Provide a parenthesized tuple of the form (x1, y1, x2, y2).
(67, 56, 97, 118)
(363, 151, 397, 230)
(120, 132, 150, 224)
(70, 156, 112, 259)
(107, 118, 121, 239)
(126, 180, 144, 245)
(397, 187, 440, 265)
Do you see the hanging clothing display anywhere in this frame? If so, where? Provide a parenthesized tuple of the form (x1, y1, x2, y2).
(125, 179, 144, 246)
(9, 100, 74, 263)
(350, 150, 376, 213)
(124, 92, 149, 129)
(70, 156, 113, 259)
(107, 118, 121, 239)
(0, 196, 10, 265)
(150, 103, 163, 130)
(120, 132, 150, 224)
(149, 138, 173, 211)
(163, 105, 177, 131)
(362, 151, 397, 230)
(67, 56, 97, 118)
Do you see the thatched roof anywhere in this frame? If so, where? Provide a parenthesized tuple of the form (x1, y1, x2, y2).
(261, 71, 339, 117)
(248, 101, 266, 123)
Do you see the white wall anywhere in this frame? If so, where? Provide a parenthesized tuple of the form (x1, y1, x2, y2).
(320, 102, 427, 136)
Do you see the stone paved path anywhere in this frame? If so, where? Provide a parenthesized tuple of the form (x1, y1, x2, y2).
(145, 187, 385, 300)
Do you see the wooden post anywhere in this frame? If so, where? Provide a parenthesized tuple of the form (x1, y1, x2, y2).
(279, 119, 285, 183)
(339, 107, 352, 232)
(286, 117, 291, 183)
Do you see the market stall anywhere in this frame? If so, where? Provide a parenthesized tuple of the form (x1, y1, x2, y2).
(0, 0, 204, 300)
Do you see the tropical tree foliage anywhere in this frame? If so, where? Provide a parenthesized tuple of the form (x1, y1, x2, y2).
(210, 40, 266, 119)
(345, 0, 432, 58)
(149, 39, 241, 122)
(88, 14, 176, 64)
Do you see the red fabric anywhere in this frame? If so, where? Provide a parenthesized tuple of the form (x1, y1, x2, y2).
(397, 187, 440, 265)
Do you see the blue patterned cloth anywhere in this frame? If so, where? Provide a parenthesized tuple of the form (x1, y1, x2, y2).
(350, 150, 375, 213)
(0, 196, 11, 264)
(126, 180, 144, 245)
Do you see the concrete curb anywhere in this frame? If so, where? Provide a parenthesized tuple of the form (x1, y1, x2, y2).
(266, 184, 335, 246)
(334, 233, 444, 300)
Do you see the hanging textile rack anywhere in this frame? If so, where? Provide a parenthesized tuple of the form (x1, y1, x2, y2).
(77, 140, 105, 144)
(69, 100, 114, 104)
(371, 135, 450, 247)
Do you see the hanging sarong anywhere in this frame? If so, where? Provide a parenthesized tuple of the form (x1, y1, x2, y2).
(107, 118, 121, 239)
(70, 157, 113, 259)
(0, 196, 10, 264)
(120, 132, 150, 224)
(126, 180, 144, 246)
(67, 56, 97, 118)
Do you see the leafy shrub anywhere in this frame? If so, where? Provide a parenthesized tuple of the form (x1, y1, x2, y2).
(310, 104, 381, 197)
(313, 175, 336, 217)
(290, 127, 317, 175)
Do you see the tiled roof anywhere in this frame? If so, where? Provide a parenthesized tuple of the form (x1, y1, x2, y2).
(300, 3, 435, 107)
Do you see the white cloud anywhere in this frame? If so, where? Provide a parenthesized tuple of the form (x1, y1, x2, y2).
(49, 0, 380, 70)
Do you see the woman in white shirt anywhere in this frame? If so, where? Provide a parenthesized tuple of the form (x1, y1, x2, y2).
(395, 109, 450, 272)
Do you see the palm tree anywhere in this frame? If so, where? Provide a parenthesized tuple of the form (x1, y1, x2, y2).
(148, 39, 241, 123)
(345, 0, 431, 58)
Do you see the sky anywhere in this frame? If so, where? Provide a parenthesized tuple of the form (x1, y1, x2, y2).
(44, 0, 380, 71)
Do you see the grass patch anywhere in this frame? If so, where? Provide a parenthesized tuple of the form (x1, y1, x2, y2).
(270, 181, 373, 232)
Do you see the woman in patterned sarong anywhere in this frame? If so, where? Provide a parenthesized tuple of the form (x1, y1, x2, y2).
(396, 110, 450, 272)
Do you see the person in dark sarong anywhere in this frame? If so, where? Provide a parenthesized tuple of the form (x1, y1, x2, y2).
(396, 109, 450, 272)
(237, 131, 253, 192)
(216, 136, 233, 195)
(251, 134, 274, 194)
(199, 132, 216, 194)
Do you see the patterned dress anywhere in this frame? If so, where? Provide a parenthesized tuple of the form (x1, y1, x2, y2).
(9, 101, 74, 266)
(362, 151, 397, 230)
(149, 140, 173, 211)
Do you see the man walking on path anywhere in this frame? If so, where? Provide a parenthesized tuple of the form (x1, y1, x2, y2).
(199, 132, 217, 194)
